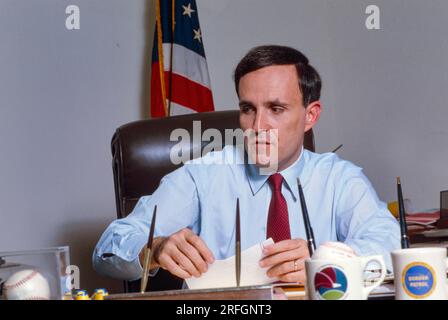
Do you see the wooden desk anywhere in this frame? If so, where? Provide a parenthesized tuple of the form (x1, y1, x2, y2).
(104, 284, 393, 300)
(409, 226, 448, 246)
(105, 285, 304, 300)
(107, 286, 276, 300)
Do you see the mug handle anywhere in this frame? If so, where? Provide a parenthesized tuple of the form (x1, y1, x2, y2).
(360, 255, 387, 300)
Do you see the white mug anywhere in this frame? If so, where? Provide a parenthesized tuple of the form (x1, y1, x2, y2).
(305, 255, 387, 300)
(392, 247, 448, 300)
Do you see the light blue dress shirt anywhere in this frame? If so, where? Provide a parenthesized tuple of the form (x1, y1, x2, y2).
(93, 145, 400, 281)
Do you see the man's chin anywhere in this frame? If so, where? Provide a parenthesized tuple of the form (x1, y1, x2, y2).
(250, 155, 279, 173)
(244, 143, 279, 171)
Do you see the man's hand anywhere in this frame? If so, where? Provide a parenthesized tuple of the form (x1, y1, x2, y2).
(145, 228, 215, 279)
(259, 238, 310, 284)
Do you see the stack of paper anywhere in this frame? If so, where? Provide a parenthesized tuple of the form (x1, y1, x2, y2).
(406, 210, 440, 226)
(186, 238, 275, 290)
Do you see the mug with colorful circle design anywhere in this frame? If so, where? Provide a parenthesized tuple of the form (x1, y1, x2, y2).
(392, 247, 448, 300)
(305, 255, 387, 300)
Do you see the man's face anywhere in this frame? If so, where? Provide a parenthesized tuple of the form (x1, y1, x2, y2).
(238, 65, 319, 172)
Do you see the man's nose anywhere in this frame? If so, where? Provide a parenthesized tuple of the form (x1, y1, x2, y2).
(252, 110, 269, 131)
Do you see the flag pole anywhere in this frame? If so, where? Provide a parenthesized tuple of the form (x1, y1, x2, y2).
(167, 0, 175, 117)
(155, 0, 168, 117)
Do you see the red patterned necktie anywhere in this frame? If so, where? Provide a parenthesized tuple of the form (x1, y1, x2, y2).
(266, 173, 291, 242)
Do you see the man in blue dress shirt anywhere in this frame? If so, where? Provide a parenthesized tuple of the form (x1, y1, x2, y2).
(93, 45, 400, 285)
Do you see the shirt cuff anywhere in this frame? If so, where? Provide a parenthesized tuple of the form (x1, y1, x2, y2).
(93, 233, 147, 281)
(93, 253, 143, 281)
(94, 233, 161, 280)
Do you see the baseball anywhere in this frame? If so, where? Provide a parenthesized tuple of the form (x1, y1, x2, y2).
(3, 269, 51, 300)
(312, 241, 357, 260)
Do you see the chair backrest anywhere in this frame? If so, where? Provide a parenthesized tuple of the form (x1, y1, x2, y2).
(111, 110, 315, 219)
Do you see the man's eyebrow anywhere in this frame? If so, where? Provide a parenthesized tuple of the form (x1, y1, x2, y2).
(266, 99, 288, 107)
(238, 100, 253, 107)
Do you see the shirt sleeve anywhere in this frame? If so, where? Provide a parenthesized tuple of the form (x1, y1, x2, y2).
(92, 165, 200, 281)
(335, 165, 400, 270)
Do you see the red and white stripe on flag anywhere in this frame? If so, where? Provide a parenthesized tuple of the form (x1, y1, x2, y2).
(150, 0, 214, 117)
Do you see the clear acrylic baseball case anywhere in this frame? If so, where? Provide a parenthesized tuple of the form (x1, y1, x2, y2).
(0, 246, 70, 300)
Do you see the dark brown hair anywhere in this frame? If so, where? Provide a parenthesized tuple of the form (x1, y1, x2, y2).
(234, 45, 322, 107)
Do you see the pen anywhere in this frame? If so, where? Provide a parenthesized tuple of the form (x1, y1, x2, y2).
(397, 177, 410, 249)
(297, 178, 316, 255)
(140, 205, 157, 293)
(331, 144, 343, 153)
(235, 198, 241, 287)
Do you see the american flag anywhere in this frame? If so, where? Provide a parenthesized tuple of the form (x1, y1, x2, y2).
(150, 0, 215, 117)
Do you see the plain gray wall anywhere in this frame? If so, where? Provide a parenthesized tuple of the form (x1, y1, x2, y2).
(0, 0, 154, 292)
(199, 0, 448, 211)
(0, 0, 447, 292)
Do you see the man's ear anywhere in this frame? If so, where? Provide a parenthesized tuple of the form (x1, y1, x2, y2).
(304, 100, 322, 132)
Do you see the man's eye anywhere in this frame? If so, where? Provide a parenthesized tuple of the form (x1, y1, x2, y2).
(271, 106, 284, 114)
(241, 106, 254, 114)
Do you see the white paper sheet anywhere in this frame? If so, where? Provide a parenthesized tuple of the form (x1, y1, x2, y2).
(185, 238, 275, 290)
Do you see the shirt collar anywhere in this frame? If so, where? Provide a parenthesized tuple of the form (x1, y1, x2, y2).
(245, 146, 308, 200)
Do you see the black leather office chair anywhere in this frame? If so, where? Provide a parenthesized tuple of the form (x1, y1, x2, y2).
(111, 110, 315, 292)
